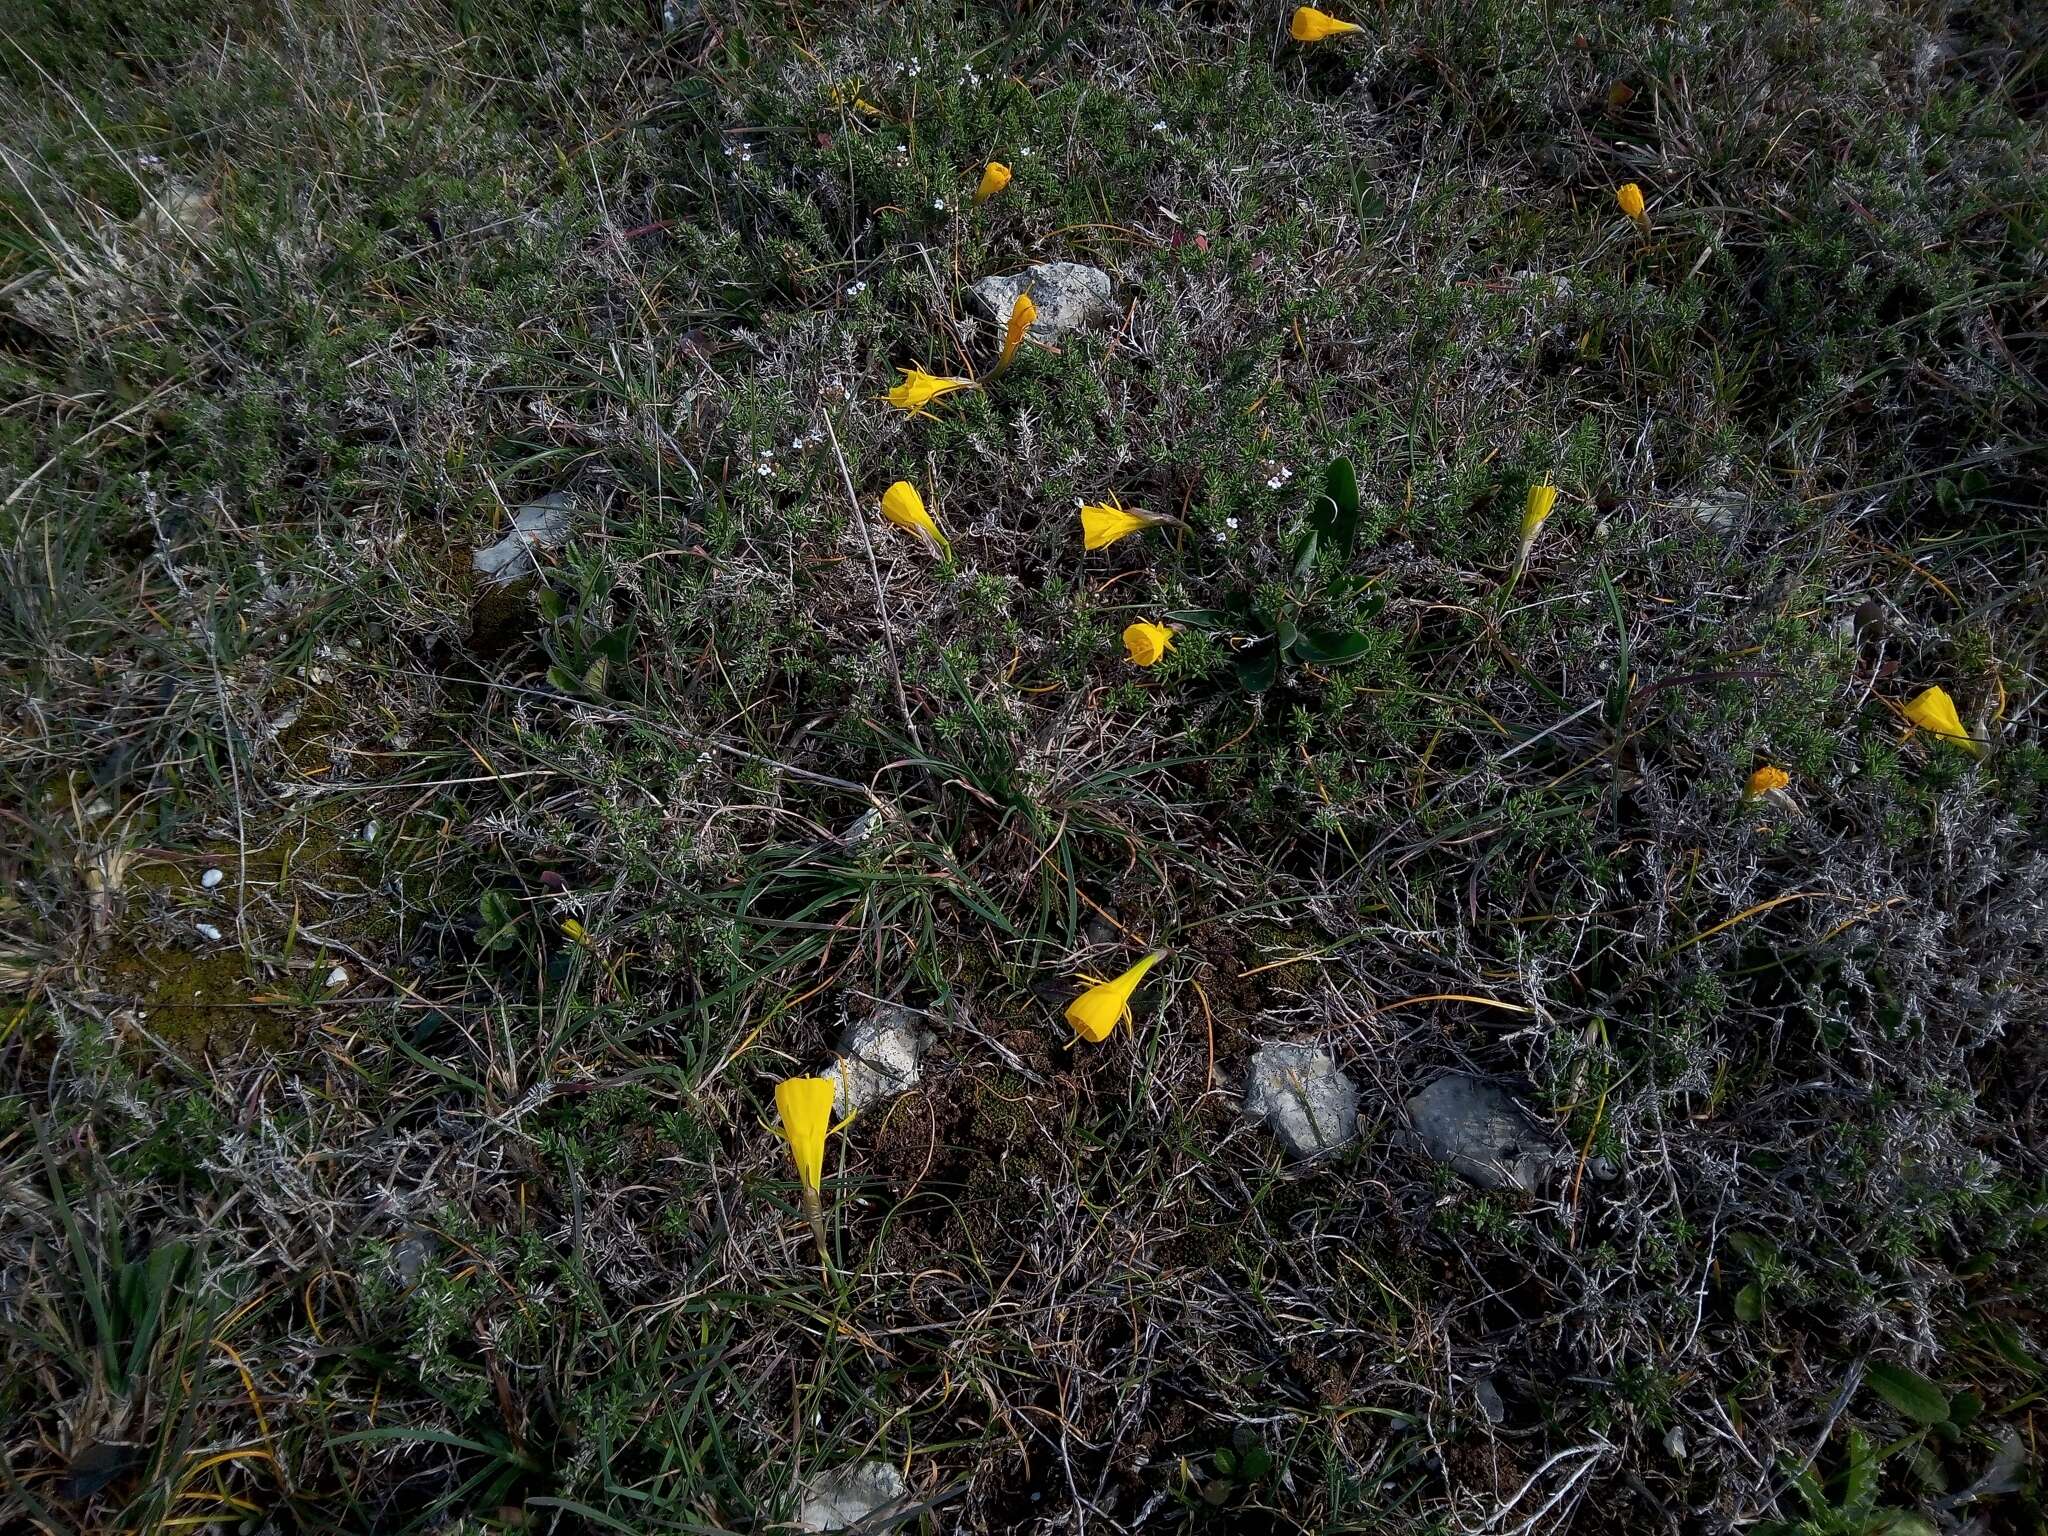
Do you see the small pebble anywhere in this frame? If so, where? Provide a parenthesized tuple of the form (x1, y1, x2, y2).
(201, 868, 225, 888)
(195, 922, 223, 941)
(362, 821, 379, 843)
(325, 966, 349, 989)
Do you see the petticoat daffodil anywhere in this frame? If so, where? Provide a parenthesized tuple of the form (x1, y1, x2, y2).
(975, 161, 1012, 203)
(1744, 764, 1791, 801)
(1291, 6, 1361, 41)
(1616, 182, 1650, 234)
(1902, 685, 1981, 755)
(1066, 951, 1166, 1043)
(1080, 495, 1179, 551)
(1122, 622, 1174, 667)
(884, 365, 977, 418)
(774, 1076, 848, 1268)
(994, 292, 1037, 377)
(880, 480, 951, 556)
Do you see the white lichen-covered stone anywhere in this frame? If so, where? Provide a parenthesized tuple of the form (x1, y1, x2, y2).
(472, 491, 576, 586)
(969, 261, 1117, 340)
(797, 1460, 909, 1532)
(1403, 1073, 1565, 1194)
(823, 1007, 930, 1114)
(1243, 1043, 1359, 1158)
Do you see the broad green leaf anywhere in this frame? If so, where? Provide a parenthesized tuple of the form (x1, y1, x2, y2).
(1236, 642, 1278, 694)
(1866, 1361, 1952, 1425)
(1291, 629, 1373, 666)
(1734, 1280, 1764, 1323)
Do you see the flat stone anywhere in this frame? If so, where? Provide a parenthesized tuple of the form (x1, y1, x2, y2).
(798, 1460, 909, 1532)
(824, 1007, 930, 1115)
(1403, 1074, 1565, 1194)
(472, 491, 576, 586)
(969, 261, 1116, 340)
(1243, 1043, 1359, 1159)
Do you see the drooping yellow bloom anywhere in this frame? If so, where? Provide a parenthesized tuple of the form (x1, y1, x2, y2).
(1744, 764, 1791, 801)
(1122, 622, 1175, 667)
(1066, 951, 1166, 1043)
(774, 1076, 839, 1192)
(883, 365, 977, 418)
(1902, 685, 1981, 755)
(1291, 6, 1361, 40)
(880, 480, 951, 556)
(994, 292, 1037, 376)
(1081, 498, 1177, 551)
(975, 161, 1012, 203)
(1521, 482, 1560, 548)
(1616, 182, 1649, 232)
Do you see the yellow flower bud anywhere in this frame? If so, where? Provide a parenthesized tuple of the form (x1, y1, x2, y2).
(975, 161, 1012, 204)
(1066, 952, 1165, 1043)
(1291, 6, 1361, 41)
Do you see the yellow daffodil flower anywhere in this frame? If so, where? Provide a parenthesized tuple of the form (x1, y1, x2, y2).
(1744, 764, 1791, 801)
(1616, 182, 1649, 233)
(775, 1076, 837, 1191)
(1081, 497, 1178, 551)
(995, 292, 1037, 377)
(1902, 685, 1981, 755)
(975, 161, 1012, 203)
(1503, 481, 1559, 595)
(883, 365, 977, 418)
(1122, 621, 1175, 666)
(1066, 950, 1166, 1043)
(1291, 6, 1361, 41)
(1521, 482, 1559, 549)
(774, 1075, 846, 1269)
(881, 480, 951, 556)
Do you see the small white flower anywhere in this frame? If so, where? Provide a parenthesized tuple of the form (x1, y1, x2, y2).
(1152, 119, 1168, 132)
(932, 198, 946, 211)
(1226, 516, 1240, 529)
(1018, 147, 1034, 158)
(1213, 531, 1228, 545)
(196, 922, 223, 942)
(1266, 475, 1284, 490)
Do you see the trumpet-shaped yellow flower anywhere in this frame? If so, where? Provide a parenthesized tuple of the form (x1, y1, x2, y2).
(774, 1076, 839, 1192)
(1744, 764, 1791, 801)
(1616, 182, 1649, 230)
(1080, 498, 1177, 551)
(975, 161, 1012, 203)
(1122, 622, 1175, 667)
(1521, 482, 1560, 548)
(883, 366, 977, 418)
(994, 292, 1037, 377)
(1066, 951, 1166, 1043)
(1291, 6, 1361, 40)
(881, 480, 951, 556)
(1902, 685, 1981, 755)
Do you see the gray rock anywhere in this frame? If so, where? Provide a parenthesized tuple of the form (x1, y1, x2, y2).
(1403, 1074, 1565, 1194)
(472, 491, 576, 586)
(1243, 1043, 1359, 1159)
(1474, 1376, 1507, 1424)
(969, 261, 1117, 340)
(824, 1007, 930, 1115)
(798, 1460, 909, 1532)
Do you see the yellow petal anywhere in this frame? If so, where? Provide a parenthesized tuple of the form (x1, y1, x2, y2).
(1065, 951, 1165, 1043)
(883, 366, 978, 417)
(775, 1076, 838, 1191)
(1291, 6, 1361, 40)
(995, 292, 1037, 376)
(1902, 685, 1981, 755)
(1080, 500, 1176, 551)
(1743, 764, 1791, 801)
(880, 480, 950, 556)
(1521, 482, 1559, 546)
(975, 161, 1012, 204)
(1122, 622, 1175, 667)
(1616, 182, 1647, 223)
